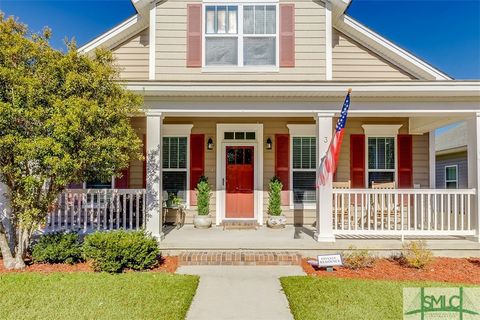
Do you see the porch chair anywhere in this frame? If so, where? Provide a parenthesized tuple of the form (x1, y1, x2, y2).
(371, 181, 401, 230)
(332, 181, 354, 229)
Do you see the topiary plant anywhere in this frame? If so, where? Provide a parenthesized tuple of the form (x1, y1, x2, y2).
(268, 176, 283, 216)
(196, 176, 211, 216)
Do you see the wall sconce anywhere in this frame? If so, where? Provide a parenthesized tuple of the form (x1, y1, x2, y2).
(207, 138, 214, 150)
(266, 137, 272, 150)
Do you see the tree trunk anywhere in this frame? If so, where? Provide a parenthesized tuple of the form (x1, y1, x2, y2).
(0, 231, 26, 270)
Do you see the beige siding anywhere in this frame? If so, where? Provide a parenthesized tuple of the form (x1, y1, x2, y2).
(155, 0, 326, 81)
(112, 29, 149, 80)
(332, 29, 416, 80)
(413, 133, 430, 188)
(129, 116, 431, 225)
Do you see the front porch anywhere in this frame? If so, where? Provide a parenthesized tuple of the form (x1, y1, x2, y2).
(159, 225, 480, 258)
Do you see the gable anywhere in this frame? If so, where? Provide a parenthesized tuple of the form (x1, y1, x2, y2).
(111, 29, 149, 80)
(332, 29, 416, 80)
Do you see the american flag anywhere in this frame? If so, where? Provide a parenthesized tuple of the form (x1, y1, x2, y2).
(318, 90, 352, 186)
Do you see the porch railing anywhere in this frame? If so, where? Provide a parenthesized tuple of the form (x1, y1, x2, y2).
(46, 189, 146, 233)
(332, 188, 477, 236)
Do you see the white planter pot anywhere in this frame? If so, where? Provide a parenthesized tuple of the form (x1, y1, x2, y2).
(266, 215, 287, 229)
(194, 215, 212, 229)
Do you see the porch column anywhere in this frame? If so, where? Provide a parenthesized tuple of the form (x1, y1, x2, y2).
(467, 113, 480, 242)
(314, 113, 335, 242)
(145, 112, 164, 240)
(429, 130, 436, 188)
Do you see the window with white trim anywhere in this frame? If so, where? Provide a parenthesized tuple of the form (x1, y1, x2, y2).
(292, 137, 316, 204)
(163, 137, 187, 203)
(367, 137, 395, 187)
(204, 4, 277, 67)
(445, 165, 458, 189)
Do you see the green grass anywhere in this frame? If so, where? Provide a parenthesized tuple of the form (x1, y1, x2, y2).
(0, 272, 199, 320)
(280, 276, 473, 320)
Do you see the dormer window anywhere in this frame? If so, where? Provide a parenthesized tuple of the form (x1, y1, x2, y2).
(204, 4, 278, 68)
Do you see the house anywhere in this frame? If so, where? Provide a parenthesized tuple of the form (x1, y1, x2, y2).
(45, 0, 479, 243)
(436, 122, 468, 189)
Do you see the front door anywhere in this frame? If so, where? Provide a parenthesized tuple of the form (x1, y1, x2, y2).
(226, 146, 254, 218)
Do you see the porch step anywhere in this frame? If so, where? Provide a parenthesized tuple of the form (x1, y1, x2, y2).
(222, 220, 259, 230)
(178, 251, 302, 266)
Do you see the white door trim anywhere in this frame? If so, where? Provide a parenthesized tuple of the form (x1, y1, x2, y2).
(216, 124, 264, 225)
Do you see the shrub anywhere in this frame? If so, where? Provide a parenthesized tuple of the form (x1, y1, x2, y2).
(196, 175, 212, 215)
(400, 240, 433, 269)
(83, 230, 160, 273)
(31, 232, 83, 265)
(268, 176, 283, 216)
(342, 246, 376, 270)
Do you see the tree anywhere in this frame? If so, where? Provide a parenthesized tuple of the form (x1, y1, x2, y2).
(0, 14, 142, 269)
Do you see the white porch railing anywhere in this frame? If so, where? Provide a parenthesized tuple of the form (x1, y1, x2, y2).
(332, 189, 477, 236)
(46, 189, 146, 232)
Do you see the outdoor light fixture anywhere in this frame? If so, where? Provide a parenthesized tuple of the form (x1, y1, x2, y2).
(266, 137, 272, 150)
(207, 138, 214, 150)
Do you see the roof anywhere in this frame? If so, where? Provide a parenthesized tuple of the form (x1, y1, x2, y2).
(435, 122, 468, 154)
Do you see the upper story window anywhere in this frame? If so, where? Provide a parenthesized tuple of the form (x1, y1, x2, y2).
(204, 4, 278, 67)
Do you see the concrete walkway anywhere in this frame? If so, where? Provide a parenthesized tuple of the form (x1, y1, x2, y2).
(177, 265, 304, 320)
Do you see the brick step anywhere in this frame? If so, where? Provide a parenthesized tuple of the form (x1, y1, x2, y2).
(178, 251, 302, 266)
(222, 220, 259, 230)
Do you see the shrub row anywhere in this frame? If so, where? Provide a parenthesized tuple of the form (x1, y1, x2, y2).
(31, 230, 160, 273)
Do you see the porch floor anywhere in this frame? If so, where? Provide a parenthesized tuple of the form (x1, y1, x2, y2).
(160, 225, 480, 258)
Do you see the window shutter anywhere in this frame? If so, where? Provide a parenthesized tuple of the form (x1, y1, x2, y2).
(190, 134, 205, 205)
(279, 4, 295, 67)
(115, 167, 130, 189)
(275, 134, 290, 205)
(350, 134, 365, 188)
(397, 134, 413, 188)
(187, 4, 202, 67)
(142, 134, 146, 189)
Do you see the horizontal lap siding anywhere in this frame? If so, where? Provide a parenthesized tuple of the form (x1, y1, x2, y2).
(155, 0, 326, 81)
(332, 29, 416, 80)
(435, 152, 468, 189)
(412, 133, 429, 188)
(112, 29, 149, 80)
(129, 117, 147, 188)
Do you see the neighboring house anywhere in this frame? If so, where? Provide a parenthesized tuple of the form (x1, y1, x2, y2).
(436, 122, 468, 189)
(43, 0, 479, 242)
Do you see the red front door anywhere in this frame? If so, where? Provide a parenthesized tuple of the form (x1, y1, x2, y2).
(226, 146, 254, 218)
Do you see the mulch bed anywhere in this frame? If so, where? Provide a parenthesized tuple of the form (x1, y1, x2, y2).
(302, 257, 480, 285)
(0, 256, 179, 274)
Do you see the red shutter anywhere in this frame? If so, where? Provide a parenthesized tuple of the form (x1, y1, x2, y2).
(187, 4, 202, 67)
(190, 134, 205, 205)
(280, 4, 295, 67)
(350, 134, 365, 188)
(397, 134, 413, 188)
(115, 167, 130, 188)
(275, 134, 290, 205)
(142, 134, 146, 189)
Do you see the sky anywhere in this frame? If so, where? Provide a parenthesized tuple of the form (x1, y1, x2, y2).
(0, 0, 479, 79)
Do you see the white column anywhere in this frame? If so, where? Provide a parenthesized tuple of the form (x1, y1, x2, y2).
(314, 113, 335, 242)
(145, 113, 163, 240)
(467, 113, 480, 242)
(429, 130, 436, 188)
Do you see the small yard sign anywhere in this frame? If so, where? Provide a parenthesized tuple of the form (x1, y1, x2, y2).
(317, 254, 343, 272)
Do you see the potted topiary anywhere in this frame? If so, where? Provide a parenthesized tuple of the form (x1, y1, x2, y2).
(194, 176, 212, 229)
(266, 176, 287, 228)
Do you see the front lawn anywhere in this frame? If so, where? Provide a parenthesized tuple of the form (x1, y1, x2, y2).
(0, 272, 198, 320)
(280, 276, 470, 320)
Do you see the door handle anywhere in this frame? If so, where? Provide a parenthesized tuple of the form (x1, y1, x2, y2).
(223, 178, 225, 186)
